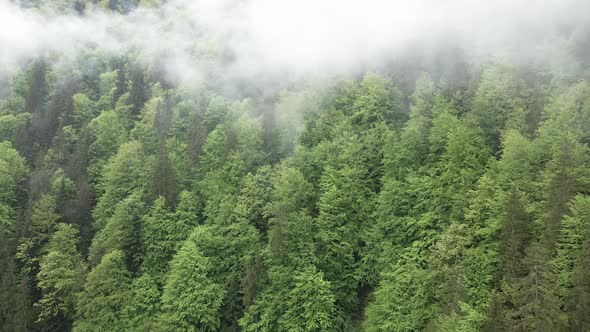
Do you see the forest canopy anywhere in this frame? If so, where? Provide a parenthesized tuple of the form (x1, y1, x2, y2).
(1, 0, 590, 331)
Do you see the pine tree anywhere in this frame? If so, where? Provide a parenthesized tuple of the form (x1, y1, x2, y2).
(364, 255, 435, 332)
(499, 189, 531, 280)
(158, 239, 223, 331)
(542, 138, 578, 252)
(240, 167, 318, 332)
(569, 237, 590, 331)
(315, 165, 373, 315)
(504, 242, 562, 331)
(470, 66, 527, 153)
(556, 195, 590, 330)
(174, 190, 202, 228)
(491, 189, 533, 329)
(188, 222, 261, 330)
(386, 73, 436, 177)
(351, 72, 405, 130)
(74, 250, 131, 331)
(151, 144, 177, 206)
(35, 224, 85, 328)
(86, 110, 128, 184)
(128, 64, 150, 118)
(121, 274, 162, 331)
(277, 266, 336, 332)
(112, 61, 128, 104)
(93, 141, 149, 229)
(434, 120, 489, 220)
(0, 142, 28, 233)
(141, 196, 188, 281)
(235, 166, 274, 236)
(554, 195, 590, 310)
(88, 193, 145, 271)
(30, 194, 60, 244)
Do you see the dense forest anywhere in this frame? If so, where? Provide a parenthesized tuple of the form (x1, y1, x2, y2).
(2, 0, 590, 331)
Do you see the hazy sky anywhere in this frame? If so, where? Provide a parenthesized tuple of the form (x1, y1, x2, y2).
(0, 0, 588, 84)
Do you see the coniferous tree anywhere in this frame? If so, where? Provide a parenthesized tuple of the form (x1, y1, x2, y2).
(499, 189, 531, 280)
(74, 250, 131, 332)
(555, 195, 590, 330)
(140, 197, 183, 281)
(470, 66, 527, 153)
(277, 267, 336, 332)
(504, 242, 562, 331)
(569, 236, 590, 331)
(0, 23, 590, 331)
(542, 138, 579, 252)
(88, 193, 145, 271)
(93, 141, 149, 229)
(35, 224, 86, 330)
(315, 165, 373, 316)
(364, 254, 435, 332)
(128, 64, 150, 118)
(158, 239, 224, 332)
(121, 274, 162, 331)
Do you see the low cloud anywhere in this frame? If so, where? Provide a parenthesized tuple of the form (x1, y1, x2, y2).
(0, 0, 588, 88)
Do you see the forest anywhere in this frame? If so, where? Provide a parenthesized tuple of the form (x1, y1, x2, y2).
(1, 0, 590, 331)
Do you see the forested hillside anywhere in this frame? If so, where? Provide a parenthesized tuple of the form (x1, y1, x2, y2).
(1, 0, 590, 331)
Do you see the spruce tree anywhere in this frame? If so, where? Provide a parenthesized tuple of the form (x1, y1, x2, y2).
(74, 250, 131, 331)
(159, 240, 223, 332)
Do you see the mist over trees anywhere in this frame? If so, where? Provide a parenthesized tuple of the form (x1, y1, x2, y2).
(1, 0, 590, 331)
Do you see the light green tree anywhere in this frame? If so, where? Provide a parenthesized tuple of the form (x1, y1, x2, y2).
(158, 240, 223, 332)
(74, 250, 131, 332)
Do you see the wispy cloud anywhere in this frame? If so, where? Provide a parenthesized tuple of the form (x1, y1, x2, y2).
(0, 0, 587, 86)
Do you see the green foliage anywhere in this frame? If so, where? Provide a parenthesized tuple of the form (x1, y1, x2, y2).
(74, 250, 131, 331)
(569, 232, 590, 331)
(141, 196, 190, 281)
(0, 113, 29, 142)
(555, 195, 590, 329)
(70, 93, 99, 129)
(93, 141, 150, 229)
(199, 115, 264, 226)
(174, 190, 202, 227)
(470, 66, 527, 152)
(158, 239, 224, 332)
(277, 267, 336, 332)
(502, 242, 562, 331)
(188, 222, 261, 329)
(430, 302, 485, 332)
(87, 110, 128, 184)
(364, 254, 436, 332)
(35, 224, 86, 326)
(0, 142, 27, 232)
(89, 193, 145, 270)
(384, 73, 436, 177)
(1, 33, 590, 331)
(235, 166, 274, 235)
(351, 72, 405, 130)
(538, 81, 590, 145)
(121, 274, 162, 331)
(30, 194, 60, 244)
(315, 165, 373, 313)
(434, 120, 489, 219)
(499, 189, 531, 279)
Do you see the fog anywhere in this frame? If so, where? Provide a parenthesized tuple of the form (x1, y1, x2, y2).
(0, 0, 588, 87)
